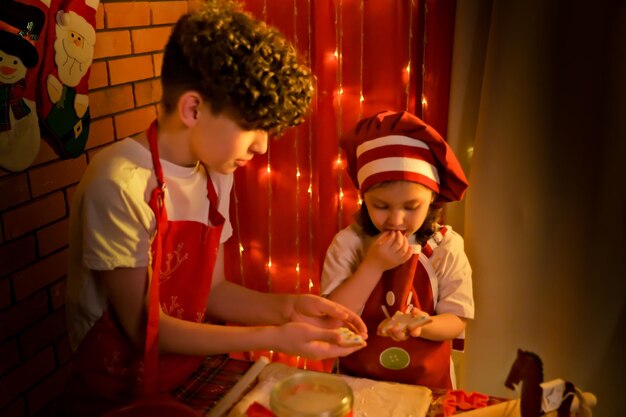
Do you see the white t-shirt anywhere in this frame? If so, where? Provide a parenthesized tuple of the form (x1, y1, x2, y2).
(66, 138, 233, 350)
(320, 224, 474, 319)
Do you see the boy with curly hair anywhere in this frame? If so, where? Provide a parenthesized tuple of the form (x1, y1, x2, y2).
(64, 1, 366, 414)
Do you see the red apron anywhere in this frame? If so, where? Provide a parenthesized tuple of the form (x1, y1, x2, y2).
(65, 121, 225, 415)
(339, 229, 452, 389)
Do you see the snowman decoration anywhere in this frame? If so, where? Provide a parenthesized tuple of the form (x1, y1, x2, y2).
(0, 1, 46, 172)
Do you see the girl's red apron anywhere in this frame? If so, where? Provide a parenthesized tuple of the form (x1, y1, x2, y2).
(339, 229, 452, 389)
(65, 121, 224, 415)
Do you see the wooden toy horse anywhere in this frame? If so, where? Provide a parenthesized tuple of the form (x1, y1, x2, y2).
(505, 349, 544, 417)
(505, 349, 594, 417)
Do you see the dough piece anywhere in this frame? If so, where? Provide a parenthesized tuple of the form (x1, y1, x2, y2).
(336, 326, 366, 347)
(378, 311, 431, 336)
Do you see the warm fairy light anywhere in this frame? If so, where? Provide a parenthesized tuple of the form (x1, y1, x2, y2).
(406, 0, 415, 112)
(266, 164, 271, 173)
(308, 279, 314, 291)
(296, 168, 301, 178)
(307, 184, 312, 194)
(467, 146, 474, 158)
(334, 49, 339, 59)
(421, 94, 428, 108)
(338, 87, 344, 95)
(267, 259, 272, 268)
(233, 181, 245, 285)
(339, 190, 344, 200)
(358, 196, 363, 206)
(335, 156, 342, 166)
(359, 93, 364, 102)
(295, 263, 300, 273)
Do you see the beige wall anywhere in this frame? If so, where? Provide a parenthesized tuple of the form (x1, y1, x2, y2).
(447, 1, 625, 415)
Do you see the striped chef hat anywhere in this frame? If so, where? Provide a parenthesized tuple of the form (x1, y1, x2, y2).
(340, 111, 468, 203)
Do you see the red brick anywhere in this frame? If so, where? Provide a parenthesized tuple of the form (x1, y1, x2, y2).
(50, 279, 66, 310)
(187, 0, 204, 12)
(153, 52, 164, 76)
(0, 339, 20, 375)
(54, 336, 72, 366)
(94, 30, 132, 59)
(88, 61, 108, 90)
(0, 348, 55, 409)
(65, 185, 78, 210)
(29, 157, 88, 198)
(89, 85, 135, 118)
(2, 193, 66, 240)
(0, 174, 29, 211)
(151, 1, 188, 25)
(33, 396, 63, 417)
(13, 250, 68, 301)
(108, 55, 154, 85)
(36, 219, 69, 256)
(0, 398, 25, 417)
(114, 106, 157, 139)
(134, 79, 162, 107)
(0, 236, 36, 276)
(36, 219, 69, 257)
(0, 291, 48, 342)
(19, 308, 66, 358)
(26, 365, 70, 415)
(131, 26, 172, 53)
(31, 139, 59, 167)
(0, 278, 12, 309)
(95, 3, 105, 30)
(87, 117, 115, 150)
(105, 2, 151, 28)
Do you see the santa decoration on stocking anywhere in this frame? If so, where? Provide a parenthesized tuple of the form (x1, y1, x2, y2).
(38, 0, 98, 159)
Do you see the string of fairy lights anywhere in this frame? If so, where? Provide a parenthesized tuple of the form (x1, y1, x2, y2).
(335, 0, 344, 230)
(406, 0, 415, 112)
(232, 0, 424, 367)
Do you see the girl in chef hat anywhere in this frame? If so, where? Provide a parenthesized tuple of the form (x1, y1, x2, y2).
(321, 110, 474, 389)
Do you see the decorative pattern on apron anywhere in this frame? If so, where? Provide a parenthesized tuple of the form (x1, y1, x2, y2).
(65, 120, 225, 414)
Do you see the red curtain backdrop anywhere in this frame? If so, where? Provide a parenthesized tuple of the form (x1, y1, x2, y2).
(224, 0, 456, 370)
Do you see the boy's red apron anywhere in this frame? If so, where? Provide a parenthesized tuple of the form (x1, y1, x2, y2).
(65, 121, 224, 414)
(339, 230, 452, 389)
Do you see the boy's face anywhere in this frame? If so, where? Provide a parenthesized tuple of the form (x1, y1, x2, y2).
(363, 181, 434, 236)
(191, 105, 268, 173)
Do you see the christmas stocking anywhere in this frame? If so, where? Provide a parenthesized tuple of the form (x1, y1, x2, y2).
(0, 0, 49, 172)
(38, 0, 99, 159)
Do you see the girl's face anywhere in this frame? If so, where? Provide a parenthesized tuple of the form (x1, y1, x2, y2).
(191, 105, 268, 173)
(363, 181, 434, 236)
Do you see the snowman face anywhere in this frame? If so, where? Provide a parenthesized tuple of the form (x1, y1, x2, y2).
(0, 50, 27, 84)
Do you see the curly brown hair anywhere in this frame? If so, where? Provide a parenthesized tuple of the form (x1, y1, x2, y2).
(160, 0, 313, 134)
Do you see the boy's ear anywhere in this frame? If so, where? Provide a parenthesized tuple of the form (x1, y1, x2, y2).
(177, 91, 203, 127)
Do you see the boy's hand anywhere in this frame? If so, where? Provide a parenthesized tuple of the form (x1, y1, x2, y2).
(365, 231, 413, 272)
(275, 322, 367, 359)
(288, 294, 368, 337)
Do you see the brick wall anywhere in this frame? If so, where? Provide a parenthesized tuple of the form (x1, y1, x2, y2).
(0, 1, 197, 415)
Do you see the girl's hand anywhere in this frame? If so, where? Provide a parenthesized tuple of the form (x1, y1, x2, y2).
(377, 309, 430, 341)
(288, 294, 368, 338)
(365, 231, 413, 272)
(274, 322, 367, 359)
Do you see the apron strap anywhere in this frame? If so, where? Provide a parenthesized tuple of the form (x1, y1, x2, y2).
(201, 163, 225, 227)
(144, 119, 167, 397)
